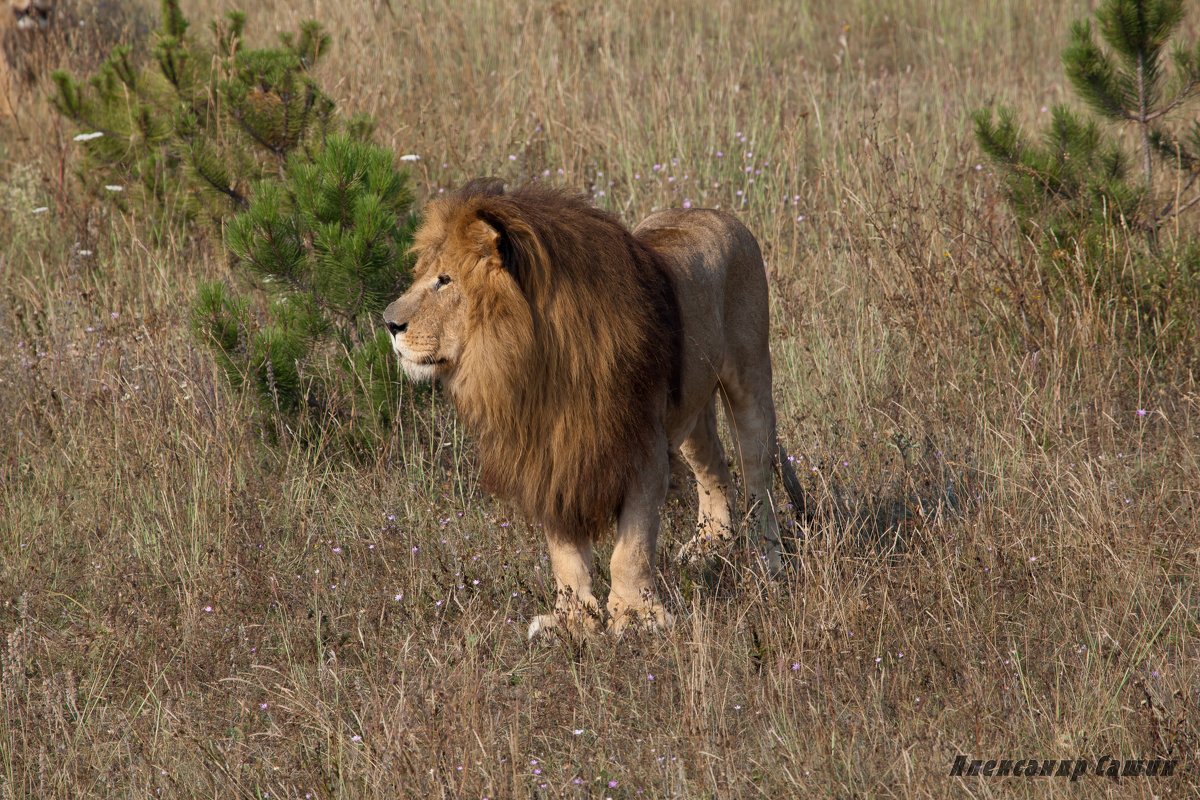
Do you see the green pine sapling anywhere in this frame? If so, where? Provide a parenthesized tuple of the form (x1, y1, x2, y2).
(974, 0, 1200, 355)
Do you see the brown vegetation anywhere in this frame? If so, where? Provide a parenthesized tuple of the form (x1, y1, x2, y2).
(1, 0, 145, 116)
(0, 1, 1196, 797)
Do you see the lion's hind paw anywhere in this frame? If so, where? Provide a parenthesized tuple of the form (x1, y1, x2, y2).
(676, 528, 736, 566)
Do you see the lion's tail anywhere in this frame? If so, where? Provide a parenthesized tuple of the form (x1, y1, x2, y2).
(775, 442, 812, 526)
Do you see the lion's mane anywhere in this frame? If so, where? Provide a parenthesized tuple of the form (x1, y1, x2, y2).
(421, 181, 682, 537)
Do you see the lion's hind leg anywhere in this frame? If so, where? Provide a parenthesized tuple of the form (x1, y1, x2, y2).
(528, 532, 604, 640)
(675, 399, 737, 569)
(722, 364, 786, 576)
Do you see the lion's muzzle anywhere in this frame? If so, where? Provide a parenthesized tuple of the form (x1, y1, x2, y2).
(382, 298, 412, 357)
(383, 296, 448, 382)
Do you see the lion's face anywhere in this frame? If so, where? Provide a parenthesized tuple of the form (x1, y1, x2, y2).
(383, 213, 508, 383)
(383, 256, 467, 382)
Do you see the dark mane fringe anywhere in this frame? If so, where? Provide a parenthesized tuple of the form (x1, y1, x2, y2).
(442, 182, 683, 537)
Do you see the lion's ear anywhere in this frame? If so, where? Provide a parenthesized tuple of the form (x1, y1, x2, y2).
(471, 211, 522, 283)
(471, 209, 544, 299)
(466, 217, 501, 256)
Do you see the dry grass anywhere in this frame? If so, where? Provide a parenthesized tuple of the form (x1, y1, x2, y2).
(1, 0, 1198, 797)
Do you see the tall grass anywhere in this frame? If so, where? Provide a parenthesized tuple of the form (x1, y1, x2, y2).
(1, 1, 1196, 797)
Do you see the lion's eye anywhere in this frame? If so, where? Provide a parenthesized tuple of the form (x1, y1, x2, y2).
(434, 274, 452, 289)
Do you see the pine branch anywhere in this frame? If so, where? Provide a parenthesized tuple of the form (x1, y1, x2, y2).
(228, 106, 289, 158)
(54, 0, 416, 450)
(1064, 20, 1132, 121)
(1158, 186, 1200, 222)
(160, 0, 189, 39)
(1148, 126, 1198, 171)
(1134, 79, 1199, 121)
(187, 143, 249, 209)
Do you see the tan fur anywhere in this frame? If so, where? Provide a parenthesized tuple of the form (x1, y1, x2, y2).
(385, 180, 802, 637)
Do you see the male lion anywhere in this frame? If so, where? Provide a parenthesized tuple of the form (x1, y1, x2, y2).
(384, 179, 806, 637)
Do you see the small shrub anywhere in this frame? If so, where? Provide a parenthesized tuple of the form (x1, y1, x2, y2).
(51, 0, 341, 224)
(974, 0, 1200, 358)
(192, 135, 418, 452)
(52, 0, 420, 452)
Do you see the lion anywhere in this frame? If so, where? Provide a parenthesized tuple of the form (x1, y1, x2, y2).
(383, 178, 808, 637)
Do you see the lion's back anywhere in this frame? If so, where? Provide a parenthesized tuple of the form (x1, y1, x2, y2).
(635, 206, 768, 309)
(634, 207, 772, 435)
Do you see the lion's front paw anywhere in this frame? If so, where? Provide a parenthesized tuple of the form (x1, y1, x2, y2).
(527, 594, 606, 641)
(527, 614, 558, 640)
(606, 599, 673, 637)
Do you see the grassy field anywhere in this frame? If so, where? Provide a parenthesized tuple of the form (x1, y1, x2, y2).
(2, 0, 1198, 797)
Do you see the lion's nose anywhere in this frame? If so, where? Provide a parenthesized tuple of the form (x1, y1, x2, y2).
(386, 321, 407, 336)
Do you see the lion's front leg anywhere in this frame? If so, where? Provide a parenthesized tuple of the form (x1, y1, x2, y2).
(527, 531, 604, 640)
(607, 441, 674, 636)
